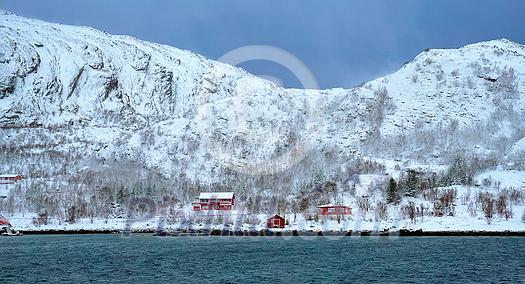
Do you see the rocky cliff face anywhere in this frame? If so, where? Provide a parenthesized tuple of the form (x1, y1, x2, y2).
(1, 11, 524, 199)
(0, 10, 212, 128)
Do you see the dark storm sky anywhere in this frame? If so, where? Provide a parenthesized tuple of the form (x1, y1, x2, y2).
(1, 0, 524, 89)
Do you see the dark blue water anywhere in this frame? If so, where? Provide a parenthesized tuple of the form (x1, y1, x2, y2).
(1, 234, 523, 283)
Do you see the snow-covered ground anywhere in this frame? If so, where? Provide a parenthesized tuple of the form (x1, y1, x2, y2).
(7, 207, 524, 234)
(6, 167, 524, 234)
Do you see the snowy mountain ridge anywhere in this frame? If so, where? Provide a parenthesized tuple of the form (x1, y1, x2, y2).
(1, 11, 525, 196)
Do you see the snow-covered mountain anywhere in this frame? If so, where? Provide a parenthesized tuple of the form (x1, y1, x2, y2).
(1, 11, 524, 200)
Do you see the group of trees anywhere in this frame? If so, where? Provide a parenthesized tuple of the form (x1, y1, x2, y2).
(386, 156, 491, 204)
(383, 156, 524, 224)
(0, 145, 179, 223)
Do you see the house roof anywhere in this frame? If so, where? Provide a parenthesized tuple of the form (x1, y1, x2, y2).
(317, 204, 349, 208)
(268, 214, 284, 220)
(0, 174, 21, 178)
(198, 192, 234, 199)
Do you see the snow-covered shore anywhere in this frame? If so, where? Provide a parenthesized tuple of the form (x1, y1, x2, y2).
(8, 208, 525, 235)
(5, 167, 525, 235)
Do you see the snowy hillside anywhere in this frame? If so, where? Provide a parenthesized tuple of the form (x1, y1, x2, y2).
(1, 11, 524, 231)
(0, 10, 323, 188)
(324, 39, 525, 163)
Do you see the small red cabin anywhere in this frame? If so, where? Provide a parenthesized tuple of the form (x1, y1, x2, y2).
(0, 174, 22, 184)
(192, 192, 235, 211)
(317, 204, 352, 215)
(267, 215, 285, 228)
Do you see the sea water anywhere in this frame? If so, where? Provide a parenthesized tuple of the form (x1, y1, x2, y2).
(1, 234, 524, 283)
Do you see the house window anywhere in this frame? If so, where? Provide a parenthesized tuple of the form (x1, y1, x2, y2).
(317, 208, 321, 212)
(340, 208, 344, 212)
(328, 208, 335, 212)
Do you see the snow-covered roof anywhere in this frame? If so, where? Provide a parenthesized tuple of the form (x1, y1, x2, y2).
(268, 214, 284, 219)
(317, 204, 349, 208)
(0, 174, 21, 178)
(198, 192, 234, 199)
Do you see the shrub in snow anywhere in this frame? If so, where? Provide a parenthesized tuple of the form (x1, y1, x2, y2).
(460, 191, 470, 205)
(432, 188, 457, 217)
(508, 187, 525, 205)
(501, 208, 513, 220)
(356, 196, 370, 219)
(32, 210, 50, 226)
(374, 201, 388, 221)
(66, 203, 89, 224)
(467, 201, 477, 217)
(495, 194, 512, 220)
(213, 213, 224, 225)
(477, 194, 496, 224)
(402, 201, 417, 223)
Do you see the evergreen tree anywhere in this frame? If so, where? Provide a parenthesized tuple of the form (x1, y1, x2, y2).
(131, 181, 143, 196)
(387, 177, 398, 204)
(404, 170, 418, 197)
(430, 172, 438, 188)
(144, 183, 156, 198)
(445, 156, 469, 185)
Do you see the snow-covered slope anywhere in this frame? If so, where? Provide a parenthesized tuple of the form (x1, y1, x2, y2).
(324, 38, 525, 162)
(1, 11, 525, 198)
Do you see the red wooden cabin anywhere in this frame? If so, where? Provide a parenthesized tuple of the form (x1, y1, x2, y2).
(0, 174, 22, 184)
(267, 215, 285, 228)
(192, 192, 235, 211)
(317, 204, 352, 215)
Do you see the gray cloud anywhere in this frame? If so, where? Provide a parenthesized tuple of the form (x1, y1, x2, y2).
(1, 0, 523, 89)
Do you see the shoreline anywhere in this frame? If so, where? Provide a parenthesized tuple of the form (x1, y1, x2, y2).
(18, 229, 525, 236)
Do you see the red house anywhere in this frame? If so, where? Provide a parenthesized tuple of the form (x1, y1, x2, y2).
(192, 192, 235, 211)
(0, 174, 22, 184)
(317, 204, 352, 215)
(267, 215, 285, 228)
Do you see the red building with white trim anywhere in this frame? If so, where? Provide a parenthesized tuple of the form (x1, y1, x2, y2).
(267, 215, 285, 228)
(317, 204, 352, 215)
(192, 192, 235, 211)
(0, 174, 22, 184)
